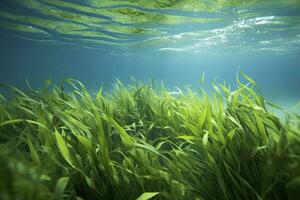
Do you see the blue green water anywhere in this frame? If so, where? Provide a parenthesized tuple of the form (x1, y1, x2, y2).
(0, 0, 300, 110)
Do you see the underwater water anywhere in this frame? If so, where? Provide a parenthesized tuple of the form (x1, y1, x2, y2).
(0, 0, 300, 107)
(1, 0, 300, 200)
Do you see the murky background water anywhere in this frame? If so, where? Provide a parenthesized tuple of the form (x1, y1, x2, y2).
(0, 0, 300, 109)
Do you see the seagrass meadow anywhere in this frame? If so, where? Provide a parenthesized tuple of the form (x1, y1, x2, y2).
(1, 1, 300, 199)
(0, 75, 300, 200)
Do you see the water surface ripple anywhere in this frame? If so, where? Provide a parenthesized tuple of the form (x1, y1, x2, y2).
(0, 0, 299, 54)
